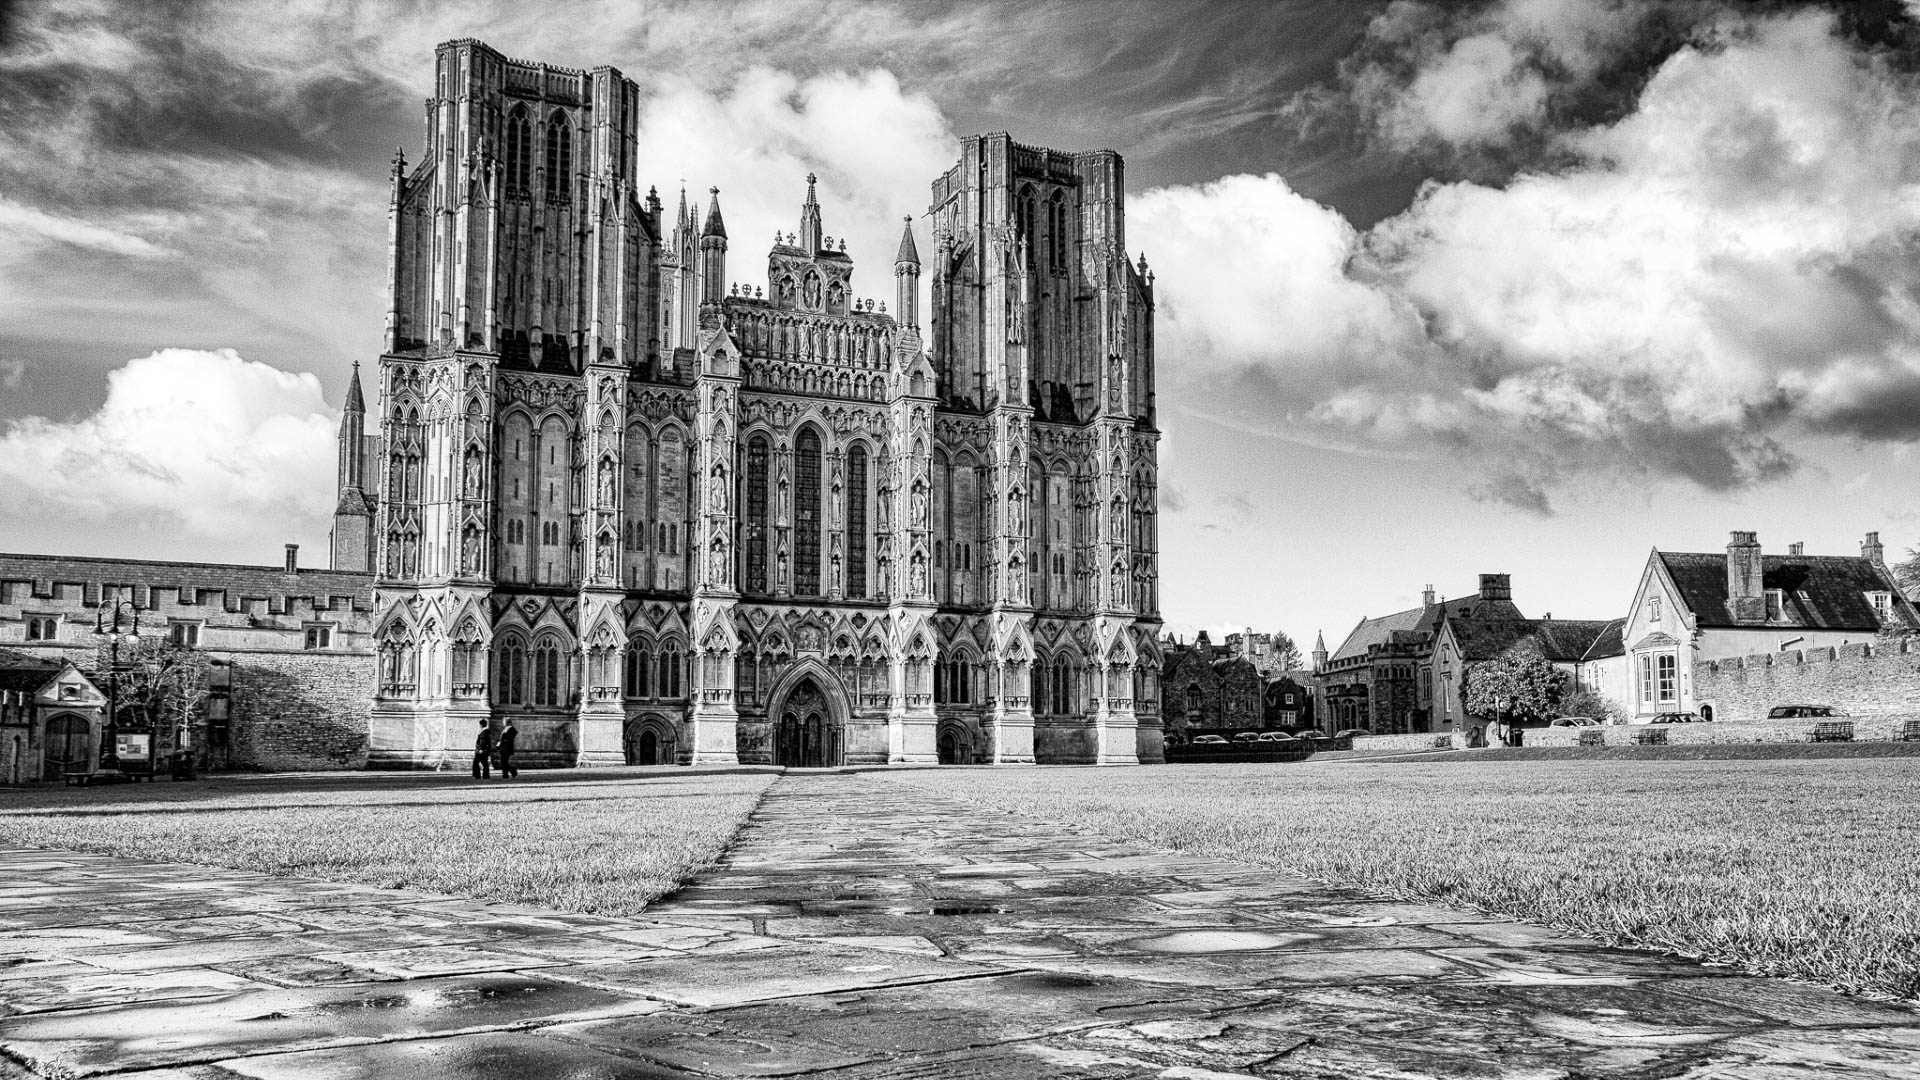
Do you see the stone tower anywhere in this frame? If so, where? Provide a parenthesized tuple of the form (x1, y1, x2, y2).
(360, 42, 1161, 769)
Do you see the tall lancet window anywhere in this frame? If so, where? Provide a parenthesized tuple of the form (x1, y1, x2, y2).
(544, 114, 571, 202)
(745, 436, 770, 593)
(1049, 191, 1067, 272)
(848, 444, 869, 599)
(795, 429, 822, 596)
(506, 106, 531, 194)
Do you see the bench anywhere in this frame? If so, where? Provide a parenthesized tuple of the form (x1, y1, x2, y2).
(1577, 729, 1606, 748)
(1898, 720, 1920, 743)
(1809, 721, 1854, 743)
(1631, 728, 1668, 746)
(62, 769, 93, 787)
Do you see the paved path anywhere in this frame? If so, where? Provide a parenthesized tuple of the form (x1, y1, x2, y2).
(0, 772, 1916, 1077)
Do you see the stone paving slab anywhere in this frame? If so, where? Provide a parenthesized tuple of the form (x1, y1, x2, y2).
(0, 776, 1917, 1077)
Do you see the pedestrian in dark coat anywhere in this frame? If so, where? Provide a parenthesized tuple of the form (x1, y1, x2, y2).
(472, 720, 495, 779)
(497, 720, 519, 779)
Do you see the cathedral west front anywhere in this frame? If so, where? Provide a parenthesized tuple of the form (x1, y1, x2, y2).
(337, 39, 1163, 768)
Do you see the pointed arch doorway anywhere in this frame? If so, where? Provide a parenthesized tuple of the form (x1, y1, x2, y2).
(764, 661, 851, 768)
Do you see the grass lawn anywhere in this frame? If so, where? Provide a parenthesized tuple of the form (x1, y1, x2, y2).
(0, 768, 775, 917)
(880, 757, 1920, 1001)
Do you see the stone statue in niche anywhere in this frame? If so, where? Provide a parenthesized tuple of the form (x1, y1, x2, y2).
(779, 277, 796, 306)
(804, 274, 822, 309)
(708, 538, 729, 586)
(910, 551, 927, 595)
(597, 459, 615, 505)
(596, 535, 614, 579)
(911, 481, 928, 527)
(1111, 499, 1125, 541)
(1008, 489, 1024, 534)
(709, 465, 728, 514)
(462, 529, 481, 575)
(463, 450, 481, 498)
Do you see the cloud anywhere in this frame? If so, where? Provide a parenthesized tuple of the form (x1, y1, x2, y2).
(0, 197, 169, 257)
(1141, 9, 1920, 512)
(0, 348, 336, 537)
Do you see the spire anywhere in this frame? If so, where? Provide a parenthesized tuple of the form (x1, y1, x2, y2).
(799, 172, 822, 253)
(343, 361, 365, 414)
(894, 215, 920, 267)
(677, 183, 690, 231)
(702, 186, 727, 239)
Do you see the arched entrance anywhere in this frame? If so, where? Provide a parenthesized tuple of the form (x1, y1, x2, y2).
(43, 713, 91, 781)
(936, 720, 972, 765)
(774, 680, 839, 767)
(624, 715, 677, 765)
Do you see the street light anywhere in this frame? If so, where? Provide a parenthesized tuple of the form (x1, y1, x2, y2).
(93, 597, 142, 771)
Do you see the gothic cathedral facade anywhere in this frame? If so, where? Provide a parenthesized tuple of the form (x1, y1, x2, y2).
(339, 40, 1162, 767)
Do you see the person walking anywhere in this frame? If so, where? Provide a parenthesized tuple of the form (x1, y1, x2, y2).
(472, 720, 495, 779)
(496, 719, 518, 779)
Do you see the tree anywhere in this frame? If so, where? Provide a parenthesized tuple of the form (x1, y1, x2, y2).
(1558, 685, 1626, 725)
(1269, 630, 1303, 673)
(89, 637, 211, 753)
(1463, 650, 1567, 724)
(1895, 546, 1920, 602)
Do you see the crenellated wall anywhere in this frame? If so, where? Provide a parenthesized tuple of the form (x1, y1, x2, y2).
(1692, 638, 1920, 722)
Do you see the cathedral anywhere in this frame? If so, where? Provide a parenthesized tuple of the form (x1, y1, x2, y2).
(334, 39, 1162, 767)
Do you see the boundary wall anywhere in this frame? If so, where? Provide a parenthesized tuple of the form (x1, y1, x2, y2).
(1692, 639, 1920, 722)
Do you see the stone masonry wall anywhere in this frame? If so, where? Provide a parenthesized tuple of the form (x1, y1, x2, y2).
(225, 651, 375, 771)
(1693, 639, 1920, 723)
(1515, 714, 1918, 748)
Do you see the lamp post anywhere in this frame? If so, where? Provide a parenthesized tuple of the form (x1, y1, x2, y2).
(94, 598, 142, 770)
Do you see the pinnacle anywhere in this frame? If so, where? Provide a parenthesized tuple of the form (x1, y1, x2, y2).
(894, 216, 920, 267)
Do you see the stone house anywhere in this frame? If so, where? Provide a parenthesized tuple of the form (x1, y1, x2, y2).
(1159, 632, 1263, 737)
(1624, 531, 1919, 721)
(1428, 617, 1616, 729)
(1315, 575, 1526, 734)
(1263, 673, 1314, 729)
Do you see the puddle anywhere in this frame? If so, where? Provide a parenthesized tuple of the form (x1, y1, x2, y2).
(1125, 930, 1319, 954)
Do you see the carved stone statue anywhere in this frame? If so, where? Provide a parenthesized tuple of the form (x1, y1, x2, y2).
(804, 274, 822, 309)
(911, 481, 928, 527)
(709, 465, 728, 514)
(910, 552, 927, 595)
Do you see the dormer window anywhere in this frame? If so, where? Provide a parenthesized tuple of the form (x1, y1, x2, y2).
(1869, 591, 1893, 622)
(1765, 589, 1784, 621)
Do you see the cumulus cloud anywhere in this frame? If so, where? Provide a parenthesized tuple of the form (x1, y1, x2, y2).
(1142, 9, 1920, 513)
(0, 349, 337, 537)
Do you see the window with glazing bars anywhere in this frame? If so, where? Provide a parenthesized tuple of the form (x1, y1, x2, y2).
(795, 430, 821, 595)
(848, 446, 868, 598)
(746, 437, 769, 592)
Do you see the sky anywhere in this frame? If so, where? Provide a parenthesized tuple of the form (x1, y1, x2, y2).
(6, 0, 1920, 654)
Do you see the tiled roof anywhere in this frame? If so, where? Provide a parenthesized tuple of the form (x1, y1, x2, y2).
(1451, 619, 1615, 663)
(0, 665, 58, 695)
(1330, 592, 1527, 664)
(1657, 552, 1919, 630)
(1580, 618, 1627, 662)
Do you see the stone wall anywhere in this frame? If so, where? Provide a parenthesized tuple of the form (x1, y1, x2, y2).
(225, 651, 375, 771)
(1351, 731, 1456, 753)
(1693, 639, 1920, 722)
(1516, 715, 1919, 747)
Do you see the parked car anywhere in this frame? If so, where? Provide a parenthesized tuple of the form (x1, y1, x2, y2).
(1650, 711, 1704, 724)
(1255, 731, 1292, 742)
(1767, 704, 1843, 719)
(1550, 716, 1600, 727)
(1231, 732, 1263, 743)
(1334, 728, 1372, 739)
(1190, 734, 1229, 745)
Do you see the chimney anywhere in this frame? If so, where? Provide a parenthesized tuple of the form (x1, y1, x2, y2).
(1788, 541, 1804, 556)
(284, 543, 299, 572)
(1863, 531, 1885, 567)
(1422, 584, 1435, 607)
(1478, 574, 1511, 602)
(1727, 531, 1764, 622)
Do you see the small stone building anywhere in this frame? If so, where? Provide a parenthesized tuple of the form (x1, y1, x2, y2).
(0, 660, 105, 785)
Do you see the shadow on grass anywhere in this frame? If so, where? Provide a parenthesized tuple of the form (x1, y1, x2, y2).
(0, 766, 779, 808)
(0, 790, 748, 818)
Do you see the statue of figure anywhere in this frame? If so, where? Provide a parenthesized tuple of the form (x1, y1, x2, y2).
(596, 536, 614, 579)
(463, 451, 481, 498)
(709, 466, 727, 514)
(1008, 558, 1026, 603)
(1109, 356, 1122, 409)
(709, 540, 728, 585)
(1009, 489, 1024, 534)
(910, 553, 927, 595)
(804, 274, 822, 309)
(597, 459, 614, 505)
(1111, 499, 1125, 540)
(911, 481, 928, 527)
(877, 483, 892, 529)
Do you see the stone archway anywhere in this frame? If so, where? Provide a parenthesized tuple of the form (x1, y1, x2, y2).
(763, 660, 852, 769)
(623, 714, 677, 766)
(43, 713, 90, 781)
